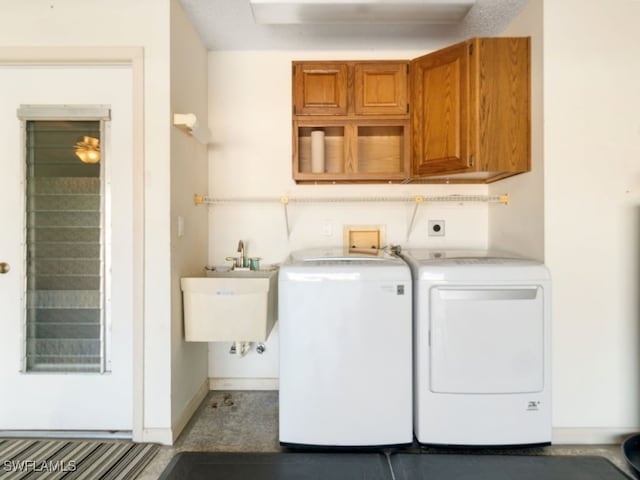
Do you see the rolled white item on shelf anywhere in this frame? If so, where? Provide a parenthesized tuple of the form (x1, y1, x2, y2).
(310, 130, 325, 173)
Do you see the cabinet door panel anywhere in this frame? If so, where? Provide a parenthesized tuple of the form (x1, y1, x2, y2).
(411, 42, 470, 175)
(473, 38, 530, 173)
(354, 62, 408, 115)
(294, 62, 348, 115)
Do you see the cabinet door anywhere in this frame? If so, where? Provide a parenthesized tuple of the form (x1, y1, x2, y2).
(354, 62, 408, 115)
(411, 41, 471, 175)
(293, 62, 348, 115)
(472, 37, 531, 175)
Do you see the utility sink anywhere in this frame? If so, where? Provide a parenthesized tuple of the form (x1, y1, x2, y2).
(180, 268, 278, 342)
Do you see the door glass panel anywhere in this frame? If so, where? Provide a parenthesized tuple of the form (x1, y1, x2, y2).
(25, 120, 104, 372)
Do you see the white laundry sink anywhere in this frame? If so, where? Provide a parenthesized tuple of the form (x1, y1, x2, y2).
(180, 269, 277, 342)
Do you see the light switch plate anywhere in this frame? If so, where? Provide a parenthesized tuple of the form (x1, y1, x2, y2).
(177, 216, 185, 237)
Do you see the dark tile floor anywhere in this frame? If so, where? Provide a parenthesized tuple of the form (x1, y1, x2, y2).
(137, 391, 636, 479)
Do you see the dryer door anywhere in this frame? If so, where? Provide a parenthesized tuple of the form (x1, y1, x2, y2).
(430, 286, 544, 394)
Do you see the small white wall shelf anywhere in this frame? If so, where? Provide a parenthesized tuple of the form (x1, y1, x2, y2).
(194, 193, 509, 239)
(173, 113, 210, 144)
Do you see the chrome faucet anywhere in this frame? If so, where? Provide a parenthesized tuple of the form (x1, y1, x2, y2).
(237, 240, 245, 268)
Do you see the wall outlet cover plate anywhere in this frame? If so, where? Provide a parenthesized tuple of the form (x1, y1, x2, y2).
(428, 220, 445, 236)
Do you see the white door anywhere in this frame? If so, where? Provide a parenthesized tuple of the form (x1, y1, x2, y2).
(0, 65, 133, 431)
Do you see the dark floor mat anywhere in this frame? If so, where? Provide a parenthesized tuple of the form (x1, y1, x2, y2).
(158, 452, 392, 480)
(623, 434, 640, 478)
(391, 453, 631, 480)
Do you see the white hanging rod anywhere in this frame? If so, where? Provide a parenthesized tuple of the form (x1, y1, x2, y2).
(195, 193, 509, 239)
(194, 194, 509, 206)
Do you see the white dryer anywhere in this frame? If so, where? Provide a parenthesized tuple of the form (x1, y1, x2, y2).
(402, 250, 551, 447)
(278, 248, 413, 448)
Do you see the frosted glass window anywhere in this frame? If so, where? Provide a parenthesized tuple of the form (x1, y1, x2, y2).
(24, 120, 104, 372)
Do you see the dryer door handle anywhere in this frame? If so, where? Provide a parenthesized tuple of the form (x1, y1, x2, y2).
(437, 288, 538, 301)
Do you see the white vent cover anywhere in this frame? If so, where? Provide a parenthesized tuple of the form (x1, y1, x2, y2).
(249, 0, 476, 24)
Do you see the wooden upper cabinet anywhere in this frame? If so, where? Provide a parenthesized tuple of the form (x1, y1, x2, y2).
(291, 38, 530, 184)
(354, 62, 408, 115)
(292, 60, 410, 182)
(411, 37, 531, 182)
(293, 62, 348, 115)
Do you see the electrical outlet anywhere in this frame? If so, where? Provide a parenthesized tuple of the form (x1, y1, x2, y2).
(428, 220, 445, 237)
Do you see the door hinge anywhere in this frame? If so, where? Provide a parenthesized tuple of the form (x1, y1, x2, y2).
(406, 103, 409, 114)
(292, 64, 296, 76)
(406, 64, 409, 74)
(467, 155, 475, 167)
(469, 43, 474, 55)
(293, 105, 296, 115)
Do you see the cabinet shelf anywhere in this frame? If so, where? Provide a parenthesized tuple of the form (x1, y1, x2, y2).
(358, 125, 405, 174)
(297, 126, 345, 174)
(293, 120, 410, 182)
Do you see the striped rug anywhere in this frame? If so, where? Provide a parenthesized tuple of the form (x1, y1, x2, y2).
(0, 439, 159, 479)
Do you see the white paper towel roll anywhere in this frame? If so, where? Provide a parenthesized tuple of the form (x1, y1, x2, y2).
(311, 130, 325, 173)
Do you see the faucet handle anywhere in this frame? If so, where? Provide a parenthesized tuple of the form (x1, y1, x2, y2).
(225, 256, 241, 269)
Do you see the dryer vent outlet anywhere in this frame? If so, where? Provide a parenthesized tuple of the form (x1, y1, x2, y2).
(428, 220, 445, 237)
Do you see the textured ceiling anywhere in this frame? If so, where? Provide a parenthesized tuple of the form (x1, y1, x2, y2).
(179, 0, 528, 51)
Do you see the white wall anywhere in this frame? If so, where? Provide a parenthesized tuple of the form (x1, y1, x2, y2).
(492, 0, 640, 443)
(488, 0, 544, 261)
(544, 0, 640, 441)
(169, 0, 210, 438)
(207, 50, 491, 382)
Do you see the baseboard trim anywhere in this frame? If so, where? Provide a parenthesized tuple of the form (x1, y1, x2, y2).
(0, 430, 131, 440)
(209, 377, 279, 391)
(552, 427, 638, 444)
(170, 379, 210, 444)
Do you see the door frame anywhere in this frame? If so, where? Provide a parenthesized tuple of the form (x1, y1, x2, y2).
(0, 47, 144, 441)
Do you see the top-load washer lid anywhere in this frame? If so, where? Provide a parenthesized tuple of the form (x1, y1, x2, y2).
(286, 247, 406, 266)
(280, 247, 411, 281)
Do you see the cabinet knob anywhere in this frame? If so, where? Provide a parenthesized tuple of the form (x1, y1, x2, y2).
(0, 262, 10, 274)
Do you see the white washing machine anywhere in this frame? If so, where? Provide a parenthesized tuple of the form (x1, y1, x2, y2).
(402, 250, 551, 447)
(278, 248, 413, 448)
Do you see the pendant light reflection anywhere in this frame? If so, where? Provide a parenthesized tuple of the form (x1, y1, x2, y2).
(74, 136, 101, 164)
